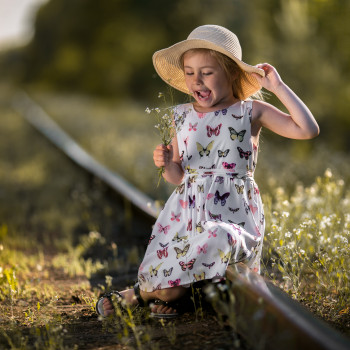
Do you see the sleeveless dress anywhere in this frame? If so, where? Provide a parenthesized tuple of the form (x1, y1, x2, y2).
(138, 100, 265, 292)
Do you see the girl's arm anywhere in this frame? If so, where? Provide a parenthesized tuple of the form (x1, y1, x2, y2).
(251, 63, 320, 139)
(153, 135, 184, 185)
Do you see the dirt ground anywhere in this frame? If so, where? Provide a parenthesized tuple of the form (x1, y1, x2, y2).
(0, 268, 250, 350)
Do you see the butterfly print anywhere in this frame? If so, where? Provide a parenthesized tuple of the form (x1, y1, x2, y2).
(254, 186, 260, 195)
(157, 247, 168, 259)
(237, 146, 252, 159)
(227, 233, 237, 246)
(148, 235, 155, 245)
(196, 222, 205, 233)
(179, 199, 188, 209)
(197, 243, 208, 254)
(196, 141, 214, 157)
(215, 176, 224, 184)
(260, 214, 265, 225)
(208, 228, 218, 238)
(243, 200, 250, 214)
(229, 207, 240, 213)
(174, 244, 190, 259)
(159, 242, 169, 248)
(197, 184, 204, 193)
(232, 114, 243, 120)
(200, 164, 216, 170)
(197, 112, 206, 119)
(249, 204, 258, 214)
(174, 114, 185, 128)
(179, 150, 184, 162)
(218, 149, 230, 157)
(149, 263, 163, 277)
(255, 225, 261, 236)
(189, 122, 198, 131)
(207, 123, 222, 137)
(184, 136, 193, 161)
(187, 219, 192, 231)
(235, 184, 244, 194)
(214, 109, 227, 116)
(138, 273, 146, 283)
(189, 195, 196, 208)
(168, 279, 181, 287)
(222, 162, 236, 170)
(188, 176, 197, 188)
(214, 190, 230, 206)
(185, 166, 198, 174)
(248, 190, 252, 200)
(218, 249, 231, 264)
(179, 258, 196, 271)
(207, 193, 215, 200)
(229, 127, 246, 142)
(163, 267, 173, 277)
(193, 272, 206, 281)
(157, 223, 170, 234)
(171, 211, 181, 222)
(209, 211, 222, 221)
(202, 262, 215, 269)
(176, 183, 185, 194)
(172, 232, 188, 242)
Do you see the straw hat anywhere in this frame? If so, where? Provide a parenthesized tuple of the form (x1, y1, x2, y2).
(153, 25, 265, 100)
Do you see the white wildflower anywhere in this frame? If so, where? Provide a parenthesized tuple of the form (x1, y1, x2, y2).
(324, 168, 332, 178)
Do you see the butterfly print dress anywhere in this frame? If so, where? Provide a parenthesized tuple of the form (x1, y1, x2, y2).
(138, 101, 265, 292)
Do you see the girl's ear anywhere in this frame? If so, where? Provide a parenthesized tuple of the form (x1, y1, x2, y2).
(232, 69, 239, 80)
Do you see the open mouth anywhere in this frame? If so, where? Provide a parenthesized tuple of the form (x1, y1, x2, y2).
(195, 90, 211, 101)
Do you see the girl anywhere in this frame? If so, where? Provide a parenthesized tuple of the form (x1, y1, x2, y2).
(96, 25, 319, 318)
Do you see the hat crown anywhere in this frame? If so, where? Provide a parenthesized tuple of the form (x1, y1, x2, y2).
(187, 25, 242, 60)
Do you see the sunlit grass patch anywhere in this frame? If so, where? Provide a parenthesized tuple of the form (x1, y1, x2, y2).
(263, 169, 350, 328)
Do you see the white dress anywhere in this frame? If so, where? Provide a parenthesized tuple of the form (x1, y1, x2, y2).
(138, 101, 265, 292)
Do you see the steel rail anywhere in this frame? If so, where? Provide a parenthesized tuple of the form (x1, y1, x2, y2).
(13, 91, 350, 350)
(12, 91, 159, 219)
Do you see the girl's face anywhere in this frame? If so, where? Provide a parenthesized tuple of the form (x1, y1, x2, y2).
(183, 50, 237, 112)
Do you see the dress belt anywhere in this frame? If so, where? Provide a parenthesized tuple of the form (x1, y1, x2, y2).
(183, 168, 254, 179)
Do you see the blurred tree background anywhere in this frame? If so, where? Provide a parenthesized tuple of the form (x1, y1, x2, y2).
(1, 0, 349, 149)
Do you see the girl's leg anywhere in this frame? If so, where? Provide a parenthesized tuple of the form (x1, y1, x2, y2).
(141, 286, 188, 314)
(102, 286, 187, 316)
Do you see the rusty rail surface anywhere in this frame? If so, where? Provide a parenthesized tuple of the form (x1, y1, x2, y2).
(13, 92, 350, 350)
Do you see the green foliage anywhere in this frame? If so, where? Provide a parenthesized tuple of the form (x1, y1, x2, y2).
(263, 169, 350, 314)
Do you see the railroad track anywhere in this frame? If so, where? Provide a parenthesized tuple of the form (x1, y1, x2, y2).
(13, 91, 350, 350)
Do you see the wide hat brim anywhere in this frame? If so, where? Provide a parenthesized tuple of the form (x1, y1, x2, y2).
(153, 37, 265, 100)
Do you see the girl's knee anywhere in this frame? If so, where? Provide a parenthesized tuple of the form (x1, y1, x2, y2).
(155, 286, 186, 302)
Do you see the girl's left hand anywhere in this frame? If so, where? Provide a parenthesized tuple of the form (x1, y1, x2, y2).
(252, 63, 283, 93)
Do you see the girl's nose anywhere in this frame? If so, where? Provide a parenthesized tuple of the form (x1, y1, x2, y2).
(194, 74, 203, 85)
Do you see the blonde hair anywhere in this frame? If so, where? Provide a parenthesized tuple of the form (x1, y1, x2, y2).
(180, 48, 262, 101)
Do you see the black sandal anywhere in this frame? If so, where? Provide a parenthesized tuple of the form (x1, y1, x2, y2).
(95, 282, 147, 317)
(149, 299, 180, 319)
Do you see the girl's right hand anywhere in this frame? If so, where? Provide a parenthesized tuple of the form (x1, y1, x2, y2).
(153, 144, 174, 168)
